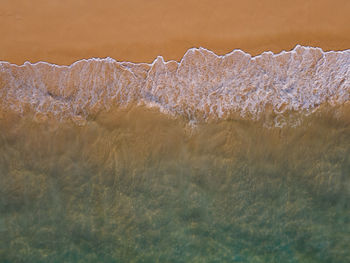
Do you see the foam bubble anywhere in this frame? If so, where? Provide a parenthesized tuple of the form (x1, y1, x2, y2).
(0, 46, 349, 125)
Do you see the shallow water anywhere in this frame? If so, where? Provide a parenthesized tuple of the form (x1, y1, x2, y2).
(0, 105, 349, 263)
(0, 46, 349, 262)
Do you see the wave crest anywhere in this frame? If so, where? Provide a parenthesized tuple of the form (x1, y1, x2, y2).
(0, 45, 349, 124)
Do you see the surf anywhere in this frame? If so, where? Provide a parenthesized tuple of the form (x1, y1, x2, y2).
(0, 45, 348, 127)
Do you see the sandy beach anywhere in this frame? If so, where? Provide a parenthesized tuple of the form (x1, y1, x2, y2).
(1, 0, 349, 65)
(1, 1, 350, 262)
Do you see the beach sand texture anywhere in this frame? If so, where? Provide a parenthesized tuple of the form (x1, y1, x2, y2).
(0, 0, 349, 65)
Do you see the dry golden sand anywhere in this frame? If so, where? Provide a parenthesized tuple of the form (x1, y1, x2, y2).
(0, 0, 349, 65)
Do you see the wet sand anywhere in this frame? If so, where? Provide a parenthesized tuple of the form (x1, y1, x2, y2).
(1, 0, 349, 65)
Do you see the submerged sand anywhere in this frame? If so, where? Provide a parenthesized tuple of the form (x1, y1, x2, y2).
(1, 0, 350, 65)
(1, 104, 350, 262)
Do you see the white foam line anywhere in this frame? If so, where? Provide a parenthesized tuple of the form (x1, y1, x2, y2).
(0, 45, 349, 127)
(1, 45, 349, 68)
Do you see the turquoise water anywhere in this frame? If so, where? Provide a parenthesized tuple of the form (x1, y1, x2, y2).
(0, 107, 349, 262)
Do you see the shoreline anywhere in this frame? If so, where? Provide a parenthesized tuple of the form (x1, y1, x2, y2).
(1, 0, 349, 65)
(1, 45, 349, 67)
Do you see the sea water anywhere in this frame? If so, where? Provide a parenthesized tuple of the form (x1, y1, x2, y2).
(0, 46, 349, 262)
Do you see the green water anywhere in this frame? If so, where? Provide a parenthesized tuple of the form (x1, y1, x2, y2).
(0, 107, 349, 262)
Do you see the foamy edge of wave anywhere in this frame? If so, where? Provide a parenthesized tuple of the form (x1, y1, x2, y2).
(0, 45, 349, 126)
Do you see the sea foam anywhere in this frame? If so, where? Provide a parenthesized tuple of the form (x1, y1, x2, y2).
(0, 45, 349, 124)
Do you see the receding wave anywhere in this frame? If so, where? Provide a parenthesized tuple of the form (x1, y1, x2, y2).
(0, 45, 349, 125)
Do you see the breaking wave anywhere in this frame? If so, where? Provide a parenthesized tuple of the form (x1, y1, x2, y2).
(0, 45, 349, 125)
